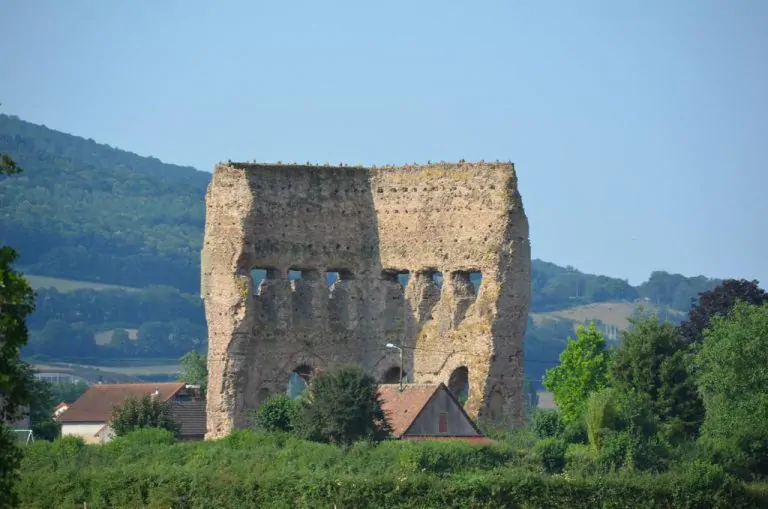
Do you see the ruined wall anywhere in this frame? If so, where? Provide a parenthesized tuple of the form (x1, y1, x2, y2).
(202, 162, 530, 439)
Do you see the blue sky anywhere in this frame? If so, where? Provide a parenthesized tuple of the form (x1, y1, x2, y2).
(2, 0, 766, 285)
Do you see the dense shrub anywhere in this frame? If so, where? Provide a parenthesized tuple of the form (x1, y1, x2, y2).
(15, 433, 768, 509)
(562, 418, 588, 444)
(110, 394, 180, 438)
(565, 443, 596, 476)
(534, 437, 567, 474)
(255, 394, 297, 432)
(531, 408, 564, 439)
(596, 430, 669, 474)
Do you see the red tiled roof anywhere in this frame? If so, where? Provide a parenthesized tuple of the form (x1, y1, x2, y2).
(59, 382, 185, 423)
(377, 384, 441, 438)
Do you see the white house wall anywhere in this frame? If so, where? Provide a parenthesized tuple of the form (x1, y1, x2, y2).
(61, 423, 104, 444)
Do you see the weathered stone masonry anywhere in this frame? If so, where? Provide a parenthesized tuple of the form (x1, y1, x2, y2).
(201, 162, 530, 439)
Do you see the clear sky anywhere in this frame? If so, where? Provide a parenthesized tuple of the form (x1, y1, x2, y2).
(2, 0, 766, 285)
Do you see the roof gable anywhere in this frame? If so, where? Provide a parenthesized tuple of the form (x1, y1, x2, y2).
(403, 384, 484, 437)
(378, 384, 438, 437)
(58, 382, 185, 423)
(378, 383, 484, 438)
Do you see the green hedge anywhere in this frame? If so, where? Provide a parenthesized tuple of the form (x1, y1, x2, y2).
(16, 431, 768, 509)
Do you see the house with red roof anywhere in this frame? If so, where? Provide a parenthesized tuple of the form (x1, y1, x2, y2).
(58, 382, 206, 444)
(377, 383, 491, 443)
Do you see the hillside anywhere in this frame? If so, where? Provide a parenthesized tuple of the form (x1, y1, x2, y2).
(0, 114, 208, 293)
(0, 114, 723, 383)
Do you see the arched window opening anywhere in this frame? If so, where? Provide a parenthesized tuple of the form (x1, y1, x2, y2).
(287, 365, 313, 399)
(448, 366, 469, 406)
(382, 366, 407, 384)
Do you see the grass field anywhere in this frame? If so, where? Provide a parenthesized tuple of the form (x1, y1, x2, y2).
(29, 357, 181, 385)
(24, 273, 140, 292)
(531, 300, 680, 330)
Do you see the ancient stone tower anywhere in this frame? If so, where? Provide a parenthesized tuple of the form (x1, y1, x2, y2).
(201, 161, 530, 439)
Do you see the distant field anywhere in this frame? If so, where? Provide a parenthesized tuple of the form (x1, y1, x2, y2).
(28, 357, 181, 384)
(24, 273, 139, 292)
(94, 328, 139, 345)
(531, 300, 679, 331)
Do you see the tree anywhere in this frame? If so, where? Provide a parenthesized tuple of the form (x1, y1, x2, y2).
(179, 350, 207, 395)
(255, 394, 297, 432)
(19, 366, 60, 441)
(293, 366, 392, 446)
(678, 279, 767, 344)
(49, 380, 89, 404)
(110, 394, 180, 438)
(610, 314, 704, 442)
(694, 301, 768, 477)
(542, 322, 611, 424)
(0, 152, 35, 509)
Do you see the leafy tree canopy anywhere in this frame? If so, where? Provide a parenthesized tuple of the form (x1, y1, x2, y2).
(110, 394, 180, 438)
(255, 394, 298, 433)
(694, 301, 768, 478)
(0, 152, 35, 509)
(542, 322, 611, 424)
(179, 350, 207, 394)
(610, 313, 703, 442)
(678, 279, 767, 344)
(293, 366, 392, 446)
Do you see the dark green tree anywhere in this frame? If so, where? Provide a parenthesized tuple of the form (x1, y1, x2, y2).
(0, 152, 35, 509)
(19, 366, 60, 441)
(48, 380, 89, 404)
(293, 366, 392, 446)
(610, 314, 704, 442)
(109, 394, 180, 438)
(694, 301, 768, 478)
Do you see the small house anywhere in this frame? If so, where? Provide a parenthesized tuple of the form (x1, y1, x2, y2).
(58, 382, 206, 443)
(377, 383, 491, 443)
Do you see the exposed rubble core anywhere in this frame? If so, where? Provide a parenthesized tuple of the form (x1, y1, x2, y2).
(201, 161, 530, 439)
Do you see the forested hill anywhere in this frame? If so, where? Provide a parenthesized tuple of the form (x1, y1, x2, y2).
(0, 114, 719, 311)
(0, 114, 208, 292)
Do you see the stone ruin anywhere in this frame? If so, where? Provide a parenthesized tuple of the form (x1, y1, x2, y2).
(201, 161, 531, 439)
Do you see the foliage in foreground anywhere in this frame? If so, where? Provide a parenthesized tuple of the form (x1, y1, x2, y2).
(696, 300, 768, 478)
(0, 153, 35, 509)
(542, 322, 611, 424)
(15, 430, 768, 509)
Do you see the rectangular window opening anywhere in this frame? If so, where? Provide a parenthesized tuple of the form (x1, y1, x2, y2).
(438, 412, 448, 434)
(327, 269, 355, 287)
(288, 268, 321, 282)
(382, 269, 410, 288)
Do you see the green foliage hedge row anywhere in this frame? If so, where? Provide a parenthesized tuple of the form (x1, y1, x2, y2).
(16, 431, 768, 509)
